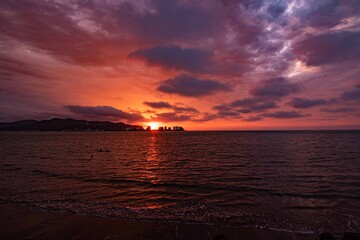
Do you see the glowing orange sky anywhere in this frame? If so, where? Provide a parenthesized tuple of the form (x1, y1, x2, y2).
(0, 0, 359, 130)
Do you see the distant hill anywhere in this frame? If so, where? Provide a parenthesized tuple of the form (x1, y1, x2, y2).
(0, 118, 144, 131)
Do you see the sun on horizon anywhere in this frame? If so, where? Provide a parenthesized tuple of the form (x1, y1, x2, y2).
(148, 122, 161, 130)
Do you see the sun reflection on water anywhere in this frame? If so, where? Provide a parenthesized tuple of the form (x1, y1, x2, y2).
(144, 132, 160, 184)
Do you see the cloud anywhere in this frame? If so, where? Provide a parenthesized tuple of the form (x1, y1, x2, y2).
(144, 100, 208, 122)
(341, 85, 360, 101)
(123, 0, 223, 42)
(65, 105, 144, 122)
(295, 31, 360, 66)
(261, 111, 306, 119)
(172, 106, 199, 113)
(321, 107, 357, 113)
(243, 116, 263, 122)
(143, 101, 172, 109)
(294, 0, 360, 28)
(154, 112, 191, 122)
(0, 56, 48, 81)
(129, 45, 212, 73)
(192, 113, 218, 122)
(251, 77, 300, 98)
(231, 97, 278, 112)
(289, 97, 330, 108)
(0, 0, 223, 66)
(153, 111, 217, 123)
(1, 0, 360, 127)
(143, 101, 199, 113)
(212, 104, 242, 117)
(267, 2, 286, 18)
(157, 74, 230, 97)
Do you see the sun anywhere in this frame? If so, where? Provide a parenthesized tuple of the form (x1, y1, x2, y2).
(148, 122, 160, 130)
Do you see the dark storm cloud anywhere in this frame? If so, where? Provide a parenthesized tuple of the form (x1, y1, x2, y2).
(157, 75, 230, 97)
(251, 77, 300, 98)
(295, 31, 360, 66)
(289, 98, 330, 108)
(261, 111, 306, 119)
(341, 85, 360, 101)
(129, 45, 212, 73)
(65, 105, 144, 122)
(143, 101, 172, 109)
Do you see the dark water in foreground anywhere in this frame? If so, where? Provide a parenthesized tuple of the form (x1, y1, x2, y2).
(0, 131, 359, 235)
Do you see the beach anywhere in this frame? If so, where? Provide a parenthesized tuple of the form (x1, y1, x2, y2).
(0, 203, 316, 240)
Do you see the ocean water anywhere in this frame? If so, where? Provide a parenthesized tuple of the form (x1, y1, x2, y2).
(0, 131, 359, 235)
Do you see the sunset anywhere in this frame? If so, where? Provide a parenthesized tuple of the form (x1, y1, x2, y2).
(0, 0, 359, 130)
(0, 1, 360, 240)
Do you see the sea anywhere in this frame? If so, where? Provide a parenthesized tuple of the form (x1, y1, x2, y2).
(0, 131, 359, 235)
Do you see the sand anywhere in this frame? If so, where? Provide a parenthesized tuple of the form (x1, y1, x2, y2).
(0, 203, 317, 240)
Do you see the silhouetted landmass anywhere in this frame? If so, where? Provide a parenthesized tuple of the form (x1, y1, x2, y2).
(0, 118, 144, 131)
(153, 126, 185, 131)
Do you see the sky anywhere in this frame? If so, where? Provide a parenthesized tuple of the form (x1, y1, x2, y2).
(0, 0, 359, 130)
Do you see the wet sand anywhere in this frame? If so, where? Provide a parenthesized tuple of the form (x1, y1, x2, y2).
(0, 203, 317, 240)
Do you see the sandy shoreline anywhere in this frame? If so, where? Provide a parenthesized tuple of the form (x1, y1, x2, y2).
(0, 203, 317, 240)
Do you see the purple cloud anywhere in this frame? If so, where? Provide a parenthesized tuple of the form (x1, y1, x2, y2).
(251, 78, 300, 98)
(65, 105, 144, 122)
(231, 97, 278, 112)
(212, 104, 242, 118)
(155, 112, 191, 122)
(294, 0, 360, 28)
(261, 111, 306, 119)
(322, 107, 357, 113)
(129, 45, 212, 73)
(143, 101, 172, 109)
(243, 116, 263, 122)
(154, 110, 216, 122)
(295, 31, 360, 66)
(144, 101, 199, 113)
(289, 98, 330, 108)
(157, 75, 230, 97)
(341, 85, 360, 101)
(0, 56, 48, 81)
(123, 0, 223, 42)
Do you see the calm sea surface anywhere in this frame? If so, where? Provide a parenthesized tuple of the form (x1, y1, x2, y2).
(0, 131, 359, 234)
